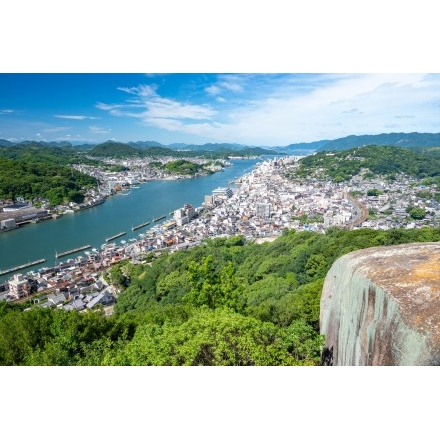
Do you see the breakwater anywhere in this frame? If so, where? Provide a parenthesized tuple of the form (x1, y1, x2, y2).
(0, 259, 46, 276)
(132, 221, 150, 231)
(153, 215, 166, 222)
(106, 232, 126, 242)
(56, 245, 91, 258)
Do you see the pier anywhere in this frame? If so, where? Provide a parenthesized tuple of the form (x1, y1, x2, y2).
(0, 259, 46, 276)
(56, 245, 91, 258)
(132, 221, 150, 231)
(153, 215, 166, 223)
(106, 232, 126, 242)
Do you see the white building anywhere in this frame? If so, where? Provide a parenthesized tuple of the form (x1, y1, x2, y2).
(8, 273, 30, 299)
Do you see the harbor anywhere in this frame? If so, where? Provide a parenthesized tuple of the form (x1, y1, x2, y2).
(0, 158, 260, 282)
(0, 259, 46, 276)
(56, 245, 91, 258)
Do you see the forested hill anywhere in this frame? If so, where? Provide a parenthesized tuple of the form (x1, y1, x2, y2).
(296, 145, 440, 182)
(0, 144, 99, 204)
(87, 141, 275, 158)
(314, 132, 440, 152)
(88, 141, 142, 157)
(2, 227, 440, 366)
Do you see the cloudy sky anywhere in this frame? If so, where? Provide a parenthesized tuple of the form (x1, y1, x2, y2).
(1, 73, 440, 146)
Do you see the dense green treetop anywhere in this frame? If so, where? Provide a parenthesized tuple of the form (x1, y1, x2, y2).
(0, 156, 96, 204)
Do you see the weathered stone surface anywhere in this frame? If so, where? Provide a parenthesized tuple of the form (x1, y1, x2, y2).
(320, 242, 440, 366)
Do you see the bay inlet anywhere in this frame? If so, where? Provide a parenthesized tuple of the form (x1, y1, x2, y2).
(0, 159, 259, 282)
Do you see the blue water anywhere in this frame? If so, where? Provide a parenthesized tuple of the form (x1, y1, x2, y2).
(0, 159, 259, 282)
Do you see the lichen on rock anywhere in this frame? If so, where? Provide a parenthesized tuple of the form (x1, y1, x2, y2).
(320, 242, 440, 366)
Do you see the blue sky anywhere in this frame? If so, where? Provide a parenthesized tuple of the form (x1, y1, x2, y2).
(2, 73, 440, 147)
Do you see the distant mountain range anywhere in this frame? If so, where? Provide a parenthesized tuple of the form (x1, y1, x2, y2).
(2, 132, 440, 153)
(314, 132, 440, 151)
(85, 141, 277, 158)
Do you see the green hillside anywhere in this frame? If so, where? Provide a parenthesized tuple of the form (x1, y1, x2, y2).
(88, 141, 141, 157)
(2, 227, 440, 366)
(0, 145, 99, 204)
(314, 132, 440, 152)
(296, 145, 440, 182)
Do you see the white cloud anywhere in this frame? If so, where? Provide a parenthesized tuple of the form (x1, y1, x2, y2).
(98, 84, 217, 132)
(96, 74, 440, 145)
(0, 109, 14, 114)
(117, 85, 157, 96)
(43, 126, 70, 133)
(219, 78, 243, 92)
(205, 85, 221, 95)
(199, 73, 440, 144)
(54, 114, 100, 120)
(89, 125, 111, 134)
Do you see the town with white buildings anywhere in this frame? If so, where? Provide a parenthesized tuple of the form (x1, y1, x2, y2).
(2, 154, 440, 309)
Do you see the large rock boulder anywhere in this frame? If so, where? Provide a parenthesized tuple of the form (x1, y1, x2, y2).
(320, 242, 440, 366)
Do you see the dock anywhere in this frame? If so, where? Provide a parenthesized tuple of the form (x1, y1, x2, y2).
(0, 259, 46, 276)
(56, 245, 91, 258)
(153, 215, 166, 223)
(106, 232, 126, 242)
(132, 221, 150, 231)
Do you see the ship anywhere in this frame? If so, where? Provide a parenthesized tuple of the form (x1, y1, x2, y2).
(106, 232, 126, 242)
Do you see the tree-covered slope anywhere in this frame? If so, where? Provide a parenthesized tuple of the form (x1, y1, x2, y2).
(88, 141, 141, 157)
(296, 145, 440, 182)
(315, 132, 440, 152)
(0, 157, 96, 203)
(2, 227, 440, 366)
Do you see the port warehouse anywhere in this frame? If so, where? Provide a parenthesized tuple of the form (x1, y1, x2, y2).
(0, 206, 50, 230)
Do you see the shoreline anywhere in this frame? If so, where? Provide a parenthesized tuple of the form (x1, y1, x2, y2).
(0, 165, 232, 235)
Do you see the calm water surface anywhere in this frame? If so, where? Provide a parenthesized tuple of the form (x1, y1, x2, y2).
(0, 159, 259, 281)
